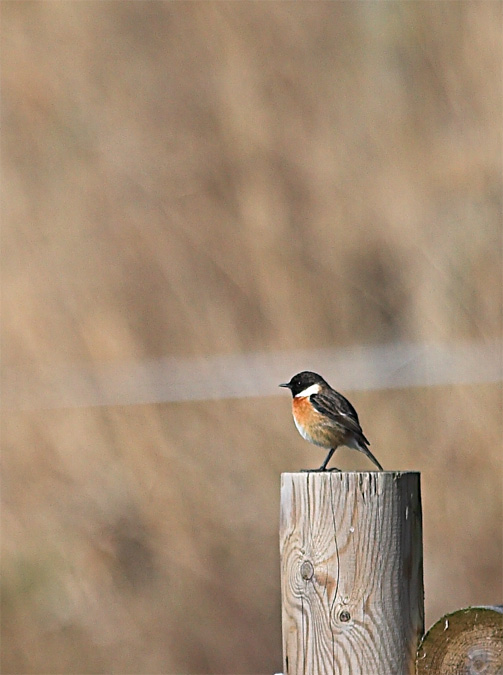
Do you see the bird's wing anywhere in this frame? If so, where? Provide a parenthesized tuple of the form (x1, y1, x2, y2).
(310, 391, 370, 444)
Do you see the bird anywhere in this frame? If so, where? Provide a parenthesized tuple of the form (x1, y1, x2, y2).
(279, 371, 383, 472)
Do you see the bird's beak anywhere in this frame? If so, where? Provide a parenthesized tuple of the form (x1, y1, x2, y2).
(279, 382, 290, 388)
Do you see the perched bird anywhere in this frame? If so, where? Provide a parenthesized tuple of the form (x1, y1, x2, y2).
(279, 371, 383, 471)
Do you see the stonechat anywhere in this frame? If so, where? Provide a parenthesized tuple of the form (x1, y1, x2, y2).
(279, 371, 383, 471)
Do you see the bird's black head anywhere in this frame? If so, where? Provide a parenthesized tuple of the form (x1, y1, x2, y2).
(279, 371, 326, 397)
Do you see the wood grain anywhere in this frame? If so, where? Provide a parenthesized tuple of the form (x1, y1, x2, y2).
(280, 472, 424, 675)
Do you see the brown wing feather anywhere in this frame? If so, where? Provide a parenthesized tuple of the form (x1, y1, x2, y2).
(310, 391, 370, 446)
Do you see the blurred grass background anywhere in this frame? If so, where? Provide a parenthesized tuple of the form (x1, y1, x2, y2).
(1, 2, 502, 673)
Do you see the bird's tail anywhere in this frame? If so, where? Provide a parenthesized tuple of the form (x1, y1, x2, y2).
(360, 446, 384, 471)
(349, 436, 384, 471)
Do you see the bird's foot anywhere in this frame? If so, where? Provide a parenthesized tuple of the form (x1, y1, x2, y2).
(300, 466, 341, 472)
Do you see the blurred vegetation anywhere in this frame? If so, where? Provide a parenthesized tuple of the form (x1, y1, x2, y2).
(1, 2, 501, 673)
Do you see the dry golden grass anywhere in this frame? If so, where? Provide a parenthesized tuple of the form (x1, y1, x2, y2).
(2, 3, 502, 673)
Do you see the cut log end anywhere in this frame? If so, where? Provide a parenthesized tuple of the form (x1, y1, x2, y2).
(416, 606, 503, 675)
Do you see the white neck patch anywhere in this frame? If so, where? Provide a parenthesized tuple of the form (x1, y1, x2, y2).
(295, 382, 321, 398)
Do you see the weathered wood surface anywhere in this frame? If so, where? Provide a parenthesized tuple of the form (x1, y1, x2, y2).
(416, 606, 503, 674)
(280, 472, 424, 675)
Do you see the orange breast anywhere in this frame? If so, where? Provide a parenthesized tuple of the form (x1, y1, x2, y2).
(292, 396, 347, 449)
(292, 395, 315, 426)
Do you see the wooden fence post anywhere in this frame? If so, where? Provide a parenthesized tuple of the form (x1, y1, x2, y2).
(280, 471, 424, 675)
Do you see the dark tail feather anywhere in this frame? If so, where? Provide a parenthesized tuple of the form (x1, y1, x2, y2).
(359, 443, 384, 471)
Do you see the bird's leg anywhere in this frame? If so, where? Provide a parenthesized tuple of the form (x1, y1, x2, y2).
(301, 448, 340, 472)
(320, 447, 338, 471)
